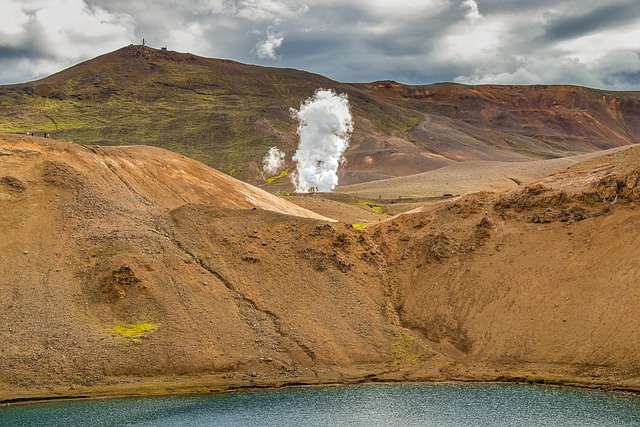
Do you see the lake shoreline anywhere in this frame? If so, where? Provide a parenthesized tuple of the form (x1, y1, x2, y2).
(3, 369, 639, 407)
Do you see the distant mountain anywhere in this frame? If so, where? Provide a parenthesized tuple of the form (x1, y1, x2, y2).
(0, 45, 638, 184)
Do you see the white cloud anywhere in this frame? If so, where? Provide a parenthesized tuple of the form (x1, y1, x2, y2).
(460, 0, 482, 21)
(0, 1, 30, 36)
(453, 54, 635, 89)
(0, 0, 639, 89)
(33, 0, 133, 56)
(355, 0, 448, 20)
(253, 30, 284, 59)
(170, 22, 211, 54)
(437, 18, 504, 63)
(0, 0, 134, 83)
(555, 20, 640, 64)
(218, 0, 309, 22)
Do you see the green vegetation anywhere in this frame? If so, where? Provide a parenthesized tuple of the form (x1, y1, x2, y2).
(356, 200, 384, 213)
(351, 222, 369, 229)
(390, 329, 422, 367)
(525, 375, 555, 384)
(112, 321, 158, 339)
(265, 168, 289, 184)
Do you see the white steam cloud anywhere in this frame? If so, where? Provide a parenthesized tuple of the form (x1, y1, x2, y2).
(290, 89, 353, 193)
(262, 146, 286, 175)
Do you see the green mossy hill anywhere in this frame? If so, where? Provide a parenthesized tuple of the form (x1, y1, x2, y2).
(0, 45, 414, 181)
(2, 45, 639, 184)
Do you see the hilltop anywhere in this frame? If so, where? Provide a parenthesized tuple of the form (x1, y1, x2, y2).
(0, 45, 639, 185)
(1, 133, 639, 402)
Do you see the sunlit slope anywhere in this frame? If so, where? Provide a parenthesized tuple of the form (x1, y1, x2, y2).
(372, 146, 640, 383)
(1, 134, 640, 401)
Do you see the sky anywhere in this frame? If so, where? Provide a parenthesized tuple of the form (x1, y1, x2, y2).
(1, 0, 639, 89)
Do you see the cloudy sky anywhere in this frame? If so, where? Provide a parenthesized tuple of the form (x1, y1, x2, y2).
(1, 0, 639, 89)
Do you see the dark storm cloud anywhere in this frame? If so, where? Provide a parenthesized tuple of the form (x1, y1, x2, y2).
(0, 44, 47, 61)
(362, 8, 459, 58)
(544, 1, 640, 41)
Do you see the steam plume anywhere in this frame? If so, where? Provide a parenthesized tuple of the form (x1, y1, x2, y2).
(262, 146, 286, 175)
(290, 89, 353, 193)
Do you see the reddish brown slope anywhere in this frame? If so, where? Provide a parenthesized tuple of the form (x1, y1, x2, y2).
(2, 46, 640, 186)
(357, 81, 640, 159)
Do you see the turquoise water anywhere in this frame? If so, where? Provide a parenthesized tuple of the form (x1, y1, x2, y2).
(1, 383, 639, 426)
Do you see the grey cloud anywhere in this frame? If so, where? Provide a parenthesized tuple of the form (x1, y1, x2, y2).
(1, 0, 639, 90)
(612, 70, 640, 87)
(544, 1, 640, 41)
(279, 35, 346, 59)
(454, 49, 640, 90)
(0, 15, 53, 61)
(478, 0, 568, 14)
(362, 11, 459, 58)
(365, 35, 430, 58)
(0, 43, 47, 61)
(86, 0, 181, 39)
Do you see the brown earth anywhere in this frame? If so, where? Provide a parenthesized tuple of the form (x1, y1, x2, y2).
(373, 147, 640, 388)
(336, 148, 631, 200)
(0, 133, 639, 403)
(0, 133, 404, 402)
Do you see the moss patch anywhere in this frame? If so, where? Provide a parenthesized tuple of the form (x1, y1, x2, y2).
(265, 168, 289, 184)
(391, 329, 424, 367)
(351, 222, 369, 229)
(355, 200, 384, 214)
(112, 321, 158, 338)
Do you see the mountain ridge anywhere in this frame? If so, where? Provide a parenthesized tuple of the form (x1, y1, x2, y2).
(1, 45, 639, 185)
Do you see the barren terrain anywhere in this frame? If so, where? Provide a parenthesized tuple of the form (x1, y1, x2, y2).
(1, 133, 638, 402)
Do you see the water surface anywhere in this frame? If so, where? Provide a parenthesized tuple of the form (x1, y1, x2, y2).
(1, 383, 639, 426)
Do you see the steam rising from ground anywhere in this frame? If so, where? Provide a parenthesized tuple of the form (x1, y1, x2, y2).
(290, 89, 353, 193)
(262, 146, 286, 175)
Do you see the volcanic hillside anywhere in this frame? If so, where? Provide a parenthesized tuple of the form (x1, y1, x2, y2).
(373, 146, 640, 385)
(1, 45, 639, 185)
(1, 133, 639, 402)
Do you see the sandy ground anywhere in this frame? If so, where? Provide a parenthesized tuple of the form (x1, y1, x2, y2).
(336, 148, 632, 200)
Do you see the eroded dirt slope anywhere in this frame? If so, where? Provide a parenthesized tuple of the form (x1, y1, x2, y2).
(372, 146, 640, 386)
(1, 134, 639, 402)
(0, 134, 416, 400)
